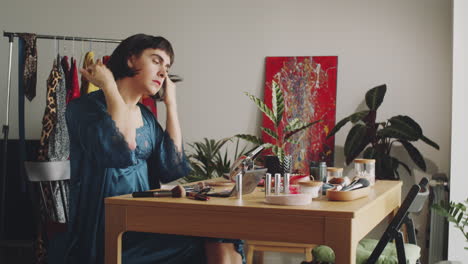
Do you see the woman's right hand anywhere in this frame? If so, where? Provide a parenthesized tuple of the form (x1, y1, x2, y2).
(79, 59, 116, 89)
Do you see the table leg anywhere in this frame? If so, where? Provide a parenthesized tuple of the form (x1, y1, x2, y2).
(105, 205, 126, 264)
(325, 218, 357, 264)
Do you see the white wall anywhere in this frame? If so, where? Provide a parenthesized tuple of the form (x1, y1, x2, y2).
(0, 0, 452, 168)
(0, 0, 453, 261)
(449, 0, 468, 261)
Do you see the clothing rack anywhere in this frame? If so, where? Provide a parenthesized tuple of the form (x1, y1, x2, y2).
(0, 31, 122, 248)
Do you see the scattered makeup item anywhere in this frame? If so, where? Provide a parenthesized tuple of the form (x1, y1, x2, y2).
(283, 173, 290, 194)
(274, 173, 281, 194)
(132, 185, 186, 198)
(265, 173, 272, 196)
(328, 177, 345, 185)
(187, 192, 210, 201)
(329, 177, 348, 191)
(318, 162, 327, 183)
(289, 174, 309, 184)
(183, 182, 206, 192)
(235, 173, 242, 199)
(326, 167, 343, 182)
(298, 181, 323, 198)
(341, 178, 370, 191)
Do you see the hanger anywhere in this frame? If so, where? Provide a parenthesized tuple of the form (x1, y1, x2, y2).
(63, 36, 66, 56)
(72, 37, 75, 61)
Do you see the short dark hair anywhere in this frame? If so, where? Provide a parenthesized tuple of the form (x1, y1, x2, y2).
(107, 34, 174, 80)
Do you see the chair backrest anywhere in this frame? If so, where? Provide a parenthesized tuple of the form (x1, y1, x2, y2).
(25, 161, 70, 224)
(366, 177, 428, 264)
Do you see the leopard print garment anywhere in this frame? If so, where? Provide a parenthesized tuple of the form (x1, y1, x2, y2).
(35, 60, 61, 264)
(37, 61, 60, 161)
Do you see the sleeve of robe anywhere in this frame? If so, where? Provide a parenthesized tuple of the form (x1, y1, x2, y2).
(65, 95, 137, 168)
(147, 116, 190, 189)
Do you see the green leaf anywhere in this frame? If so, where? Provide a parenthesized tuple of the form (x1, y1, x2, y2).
(235, 134, 263, 145)
(261, 127, 279, 140)
(362, 146, 376, 159)
(344, 124, 368, 164)
(271, 145, 285, 163)
(272, 81, 285, 126)
(365, 84, 387, 110)
(284, 118, 301, 132)
(389, 156, 401, 178)
(244, 92, 276, 124)
(284, 120, 322, 140)
(350, 110, 370, 123)
(378, 115, 422, 141)
(420, 135, 440, 150)
(262, 143, 275, 150)
(399, 140, 427, 171)
(397, 160, 412, 175)
(327, 116, 350, 139)
(285, 137, 300, 144)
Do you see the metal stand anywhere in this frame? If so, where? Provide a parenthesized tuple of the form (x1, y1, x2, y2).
(0, 33, 13, 263)
(0, 31, 122, 262)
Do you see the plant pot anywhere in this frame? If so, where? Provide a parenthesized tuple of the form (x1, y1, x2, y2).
(264, 155, 280, 174)
(264, 155, 292, 174)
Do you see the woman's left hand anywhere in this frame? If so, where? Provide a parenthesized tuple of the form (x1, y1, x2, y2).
(163, 76, 177, 107)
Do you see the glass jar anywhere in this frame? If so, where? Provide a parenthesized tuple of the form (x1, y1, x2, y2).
(326, 167, 343, 182)
(354, 159, 376, 185)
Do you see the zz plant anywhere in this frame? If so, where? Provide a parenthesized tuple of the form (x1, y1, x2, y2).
(327, 84, 439, 180)
(431, 199, 468, 250)
(236, 80, 321, 163)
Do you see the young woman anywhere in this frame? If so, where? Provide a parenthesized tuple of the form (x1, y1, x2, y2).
(63, 34, 243, 264)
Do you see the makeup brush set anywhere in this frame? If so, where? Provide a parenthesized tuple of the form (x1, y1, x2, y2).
(132, 183, 212, 201)
(325, 177, 371, 201)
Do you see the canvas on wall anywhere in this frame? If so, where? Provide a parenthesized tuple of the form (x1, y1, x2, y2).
(262, 56, 338, 174)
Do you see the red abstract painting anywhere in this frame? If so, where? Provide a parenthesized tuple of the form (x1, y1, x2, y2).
(262, 56, 338, 174)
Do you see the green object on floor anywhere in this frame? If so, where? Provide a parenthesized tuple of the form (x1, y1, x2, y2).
(312, 239, 421, 264)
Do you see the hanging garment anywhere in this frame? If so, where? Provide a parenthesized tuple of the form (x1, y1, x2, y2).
(17, 36, 28, 192)
(80, 51, 99, 95)
(102, 55, 110, 65)
(35, 58, 62, 264)
(37, 59, 61, 161)
(141, 96, 157, 117)
(66, 58, 80, 104)
(48, 55, 70, 162)
(61, 56, 71, 92)
(18, 33, 38, 101)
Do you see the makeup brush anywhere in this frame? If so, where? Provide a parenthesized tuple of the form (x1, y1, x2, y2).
(132, 185, 186, 198)
(183, 182, 206, 192)
(341, 178, 370, 191)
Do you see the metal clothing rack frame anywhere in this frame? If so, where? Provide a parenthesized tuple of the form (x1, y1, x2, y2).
(0, 31, 121, 252)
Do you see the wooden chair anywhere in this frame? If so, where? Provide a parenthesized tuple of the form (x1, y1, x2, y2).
(246, 240, 315, 264)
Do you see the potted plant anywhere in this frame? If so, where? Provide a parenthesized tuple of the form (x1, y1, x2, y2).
(236, 80, 321, 172)
(327, 84, 439, 180)
(431, 199, 468, 250)
(183, 137, 249, 182)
